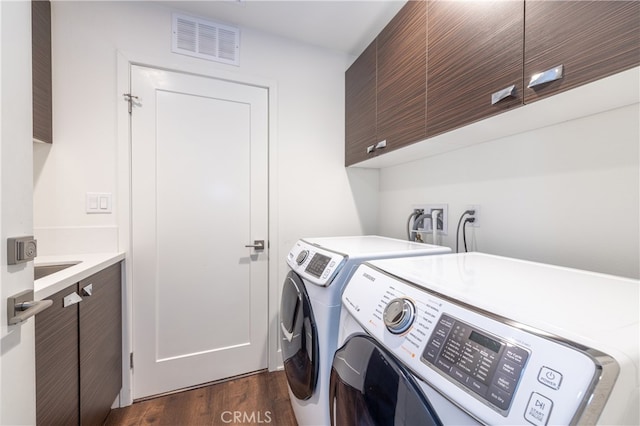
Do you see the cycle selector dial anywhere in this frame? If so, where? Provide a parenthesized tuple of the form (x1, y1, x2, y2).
(296, 250, 309, 265)
(383, 298, 415, 334)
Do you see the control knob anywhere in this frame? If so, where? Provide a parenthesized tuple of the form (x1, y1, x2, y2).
(296, 250, 309, 265)
(383, 298, 415, 334)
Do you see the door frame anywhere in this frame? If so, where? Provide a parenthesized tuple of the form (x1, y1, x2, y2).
(116, 51, 280, 406)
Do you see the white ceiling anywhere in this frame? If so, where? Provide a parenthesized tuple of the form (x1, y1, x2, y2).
(157, 0, 407, 56)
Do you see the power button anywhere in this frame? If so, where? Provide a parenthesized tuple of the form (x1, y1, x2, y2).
(538, 366, 562, 390)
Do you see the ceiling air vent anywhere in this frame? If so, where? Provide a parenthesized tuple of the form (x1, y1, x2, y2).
(172, 13, 240, 66)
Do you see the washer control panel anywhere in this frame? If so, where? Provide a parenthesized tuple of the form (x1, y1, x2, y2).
(287, 240, 347, 286)
(342, 264, 609, 426)
(424, 314, 530, 414)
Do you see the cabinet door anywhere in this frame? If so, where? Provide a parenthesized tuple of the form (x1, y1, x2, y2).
(79, 263, 122, 426)
(376, 0, 427, 152)
(427, 1, 524, 138)
(35, 285, 80, 426)
(345, 40, 377, 166)
(32, 0, 53, 144)
(524, 0, 640, 103)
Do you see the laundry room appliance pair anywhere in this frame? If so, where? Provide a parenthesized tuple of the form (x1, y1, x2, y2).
(279, 236, 451, 426)
(332, 253, 639, 425)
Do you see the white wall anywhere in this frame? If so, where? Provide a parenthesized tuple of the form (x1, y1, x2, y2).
(378, 103, 640, 279)
(1, 1, 37, 424)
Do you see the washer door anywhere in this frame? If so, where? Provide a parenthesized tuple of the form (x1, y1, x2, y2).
(280, 271, 319, 400)
(330, 334, 442, 426)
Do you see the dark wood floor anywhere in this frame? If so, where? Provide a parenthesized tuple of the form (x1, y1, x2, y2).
(105, 370, 298, 426)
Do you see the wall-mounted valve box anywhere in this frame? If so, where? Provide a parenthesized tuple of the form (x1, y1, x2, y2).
(411, 204, 449, 235)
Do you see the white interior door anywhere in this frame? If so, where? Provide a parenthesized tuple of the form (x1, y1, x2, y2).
(1, 1, 37, 423)
(130, 65, 269, 399)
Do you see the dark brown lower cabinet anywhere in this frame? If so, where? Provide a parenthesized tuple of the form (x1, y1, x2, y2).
(35, 285, 80, 426)
(36, 262, 122, 426)
(79, 264, 123, 425)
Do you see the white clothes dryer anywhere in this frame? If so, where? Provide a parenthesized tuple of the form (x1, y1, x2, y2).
(280, 236, 451, 426)
(332, 253, 639, 425)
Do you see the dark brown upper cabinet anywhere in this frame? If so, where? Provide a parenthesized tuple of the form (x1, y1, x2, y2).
(346, 0, 639, 166)
(524, 1, 640, 103)
(345, 0, 426, 166)
(376, 0, 427, 153)
(427, 1, 524, 138)
(32, 0, 53, 144)
(345, 40, 377, 166)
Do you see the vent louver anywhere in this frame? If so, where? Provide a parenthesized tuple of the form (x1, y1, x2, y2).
(172, 13, 240, 66)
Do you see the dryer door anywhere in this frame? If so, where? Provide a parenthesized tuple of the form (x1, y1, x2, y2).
(280, 271, 319, 400)
(330, 334, 442, 426)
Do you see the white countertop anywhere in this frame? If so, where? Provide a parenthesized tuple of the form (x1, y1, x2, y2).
(34, 252, 125, 300)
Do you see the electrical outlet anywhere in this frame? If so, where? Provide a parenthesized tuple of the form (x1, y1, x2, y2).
(466, 205, 480, 227)
(411, 204, 448, 235)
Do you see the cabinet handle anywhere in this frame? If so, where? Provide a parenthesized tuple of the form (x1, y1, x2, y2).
(367, 140, 387, 155)
(81, 283, 93, 297)
(63, 292, 83, 308)
(491, 84, 516, 105)
(7, 290, 53, 325)
(528, 64, 564, 88)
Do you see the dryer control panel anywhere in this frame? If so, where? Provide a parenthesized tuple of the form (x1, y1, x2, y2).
(341, 263, 616, 426)
(287, 240, 347, 287)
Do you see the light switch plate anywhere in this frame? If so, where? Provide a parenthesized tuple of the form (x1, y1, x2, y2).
(86, 192, 112, 214)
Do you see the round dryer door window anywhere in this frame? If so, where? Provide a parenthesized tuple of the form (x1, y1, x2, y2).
(280, 271, 319, 400)
(330, 335, 442, 426)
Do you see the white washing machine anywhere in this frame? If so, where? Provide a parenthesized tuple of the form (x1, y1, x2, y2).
(332, 253, 639, 425)
(280, 236, 451, 426)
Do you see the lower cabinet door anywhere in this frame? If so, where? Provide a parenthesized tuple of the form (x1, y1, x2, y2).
(35, 284, 80, 426)
(79, 262, 123, 426)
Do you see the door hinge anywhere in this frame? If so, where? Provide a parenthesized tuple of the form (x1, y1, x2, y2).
(130, 352, 134, 369)
(123, 93, 139, 114)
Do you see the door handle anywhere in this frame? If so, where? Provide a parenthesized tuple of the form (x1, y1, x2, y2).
(7, 290, 53, 325)
(245, 240, 265, 250)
